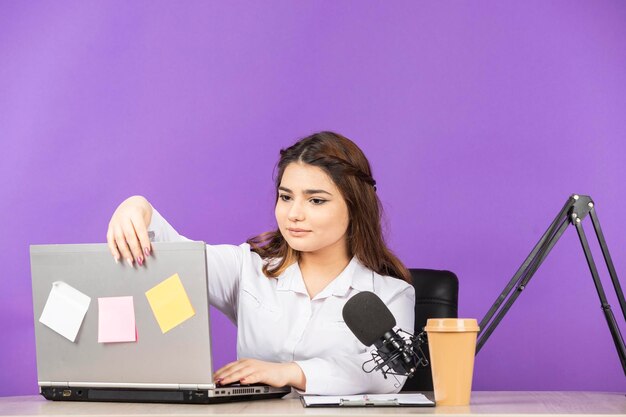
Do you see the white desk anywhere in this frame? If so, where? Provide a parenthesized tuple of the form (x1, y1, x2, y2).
(0, 392, 625, 416)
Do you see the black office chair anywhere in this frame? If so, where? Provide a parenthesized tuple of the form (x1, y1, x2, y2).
(400, 268, 459, 392)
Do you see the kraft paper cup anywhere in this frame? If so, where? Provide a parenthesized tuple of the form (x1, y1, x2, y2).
(424, 318, 480, 406)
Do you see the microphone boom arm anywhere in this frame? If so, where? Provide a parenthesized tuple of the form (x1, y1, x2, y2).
(476, 194, 626, 377)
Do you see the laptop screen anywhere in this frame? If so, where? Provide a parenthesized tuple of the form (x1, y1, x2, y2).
(30, 241, 215, 388)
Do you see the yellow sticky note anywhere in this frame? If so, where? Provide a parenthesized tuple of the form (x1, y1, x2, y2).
(145, 273, 195, 334)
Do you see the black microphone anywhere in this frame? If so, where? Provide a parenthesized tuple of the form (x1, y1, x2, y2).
(342, 291, 427, 378)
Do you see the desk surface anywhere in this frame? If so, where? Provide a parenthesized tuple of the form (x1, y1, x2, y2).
(0, 392, 625, 417)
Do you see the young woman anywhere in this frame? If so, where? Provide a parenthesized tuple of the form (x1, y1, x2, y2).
(106, 131, 415, 395)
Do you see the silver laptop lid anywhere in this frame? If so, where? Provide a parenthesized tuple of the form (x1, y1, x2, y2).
(30, 242, 214, 388)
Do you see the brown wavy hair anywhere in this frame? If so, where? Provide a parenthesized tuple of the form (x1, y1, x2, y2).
(246, 131, 411, 283)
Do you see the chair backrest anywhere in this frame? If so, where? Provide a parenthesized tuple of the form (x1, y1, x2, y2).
(400, 268, 459, 392)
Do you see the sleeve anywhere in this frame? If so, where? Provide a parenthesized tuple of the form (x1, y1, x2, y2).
(294, 284, 416, 395)
(148, 207, 193, 243)
(147, 206, 244, 324)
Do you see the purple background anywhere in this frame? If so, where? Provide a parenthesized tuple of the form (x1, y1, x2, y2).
(2, 1, 625, 397)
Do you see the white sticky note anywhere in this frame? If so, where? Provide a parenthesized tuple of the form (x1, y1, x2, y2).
(39, 281, 91, 342)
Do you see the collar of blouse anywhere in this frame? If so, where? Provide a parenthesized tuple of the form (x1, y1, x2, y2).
(275, 257, 375, 299)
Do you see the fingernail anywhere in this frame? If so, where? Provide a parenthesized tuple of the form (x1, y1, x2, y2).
(126, 258, 133, 267)
(138, 256, 143, 266)
(144, 247, 150, 257)
(114, 257, 119, 264)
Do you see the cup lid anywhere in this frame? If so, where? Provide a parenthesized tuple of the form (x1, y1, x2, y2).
(424, 318, 480, 332)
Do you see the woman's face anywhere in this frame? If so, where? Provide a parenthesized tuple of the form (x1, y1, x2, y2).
(275, 162, 350, 255)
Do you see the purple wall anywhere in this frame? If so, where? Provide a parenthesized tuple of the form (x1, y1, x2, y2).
(2, 1, 625, 396)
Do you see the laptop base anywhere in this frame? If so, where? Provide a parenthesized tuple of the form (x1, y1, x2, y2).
(41, 386, 289, 404)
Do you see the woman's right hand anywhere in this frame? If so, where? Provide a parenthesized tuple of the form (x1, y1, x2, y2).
(107, 195, 153, 267)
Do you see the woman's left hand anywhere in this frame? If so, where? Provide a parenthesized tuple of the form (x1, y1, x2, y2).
(213, 359, 305, 390)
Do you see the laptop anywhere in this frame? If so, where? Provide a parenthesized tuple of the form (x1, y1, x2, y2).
(30, 241, 291, 403)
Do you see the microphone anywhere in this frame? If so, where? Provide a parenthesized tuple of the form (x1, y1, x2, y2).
(342, 291, 428, 379)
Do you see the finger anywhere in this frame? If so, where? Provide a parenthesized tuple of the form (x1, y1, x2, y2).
(113, 227, 134, 267)
(122, 218, 144, 266)
(106, 227, 121, 263)
(214, 361, 254, 384)
(239, 372, 261, 385)
(130, 213, 152, 259)
(215, 359, 252, 374)
(220, 367, 255, 385)
(214, 360, 246, 380)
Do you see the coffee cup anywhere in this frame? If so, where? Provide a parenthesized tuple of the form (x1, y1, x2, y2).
(424, 318, 480, 406)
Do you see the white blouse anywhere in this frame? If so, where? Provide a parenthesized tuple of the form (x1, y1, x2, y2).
(148, 207, 416, 395)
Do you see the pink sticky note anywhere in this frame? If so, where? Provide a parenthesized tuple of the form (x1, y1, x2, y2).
(98, 296, 137, 343)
